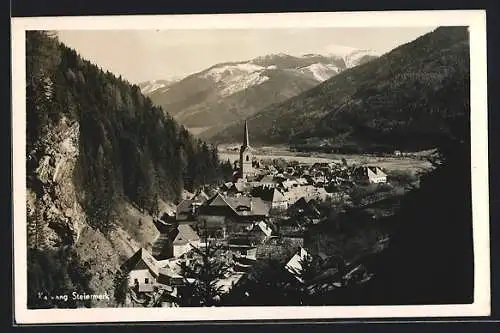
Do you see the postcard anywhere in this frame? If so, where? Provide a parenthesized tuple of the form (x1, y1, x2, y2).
(11, 10, 489, 324)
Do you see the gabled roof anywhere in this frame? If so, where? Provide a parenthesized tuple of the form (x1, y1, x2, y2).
(285, 247, 309, 281)
(231, 182, 248, 193)
(205, 192, 235, 208)
(204, 192, 270, 217)
(192, 190, 210, 202)
(366, 166, 387, 178)
(259, 175, 276, 183)
(121, 248, 160, 278)
(225, 196, 270, 216)
(158, 258, 184, 278)
(355, 166, 387, 178)
(288, 197, 321, 217)
(171, 225, 200, 245)
(252, 221, 273, 237)
(260, 188, 286, 203)
(176, 199, 195, 215)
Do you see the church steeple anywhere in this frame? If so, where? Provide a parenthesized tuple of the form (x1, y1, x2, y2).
(239, 120, 253, 180)
(243, 120, 249, 148)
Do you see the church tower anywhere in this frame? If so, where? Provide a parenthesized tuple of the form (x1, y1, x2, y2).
(239, 120, 253, 180)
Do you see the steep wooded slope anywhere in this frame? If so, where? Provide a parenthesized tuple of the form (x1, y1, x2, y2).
(25, 31, 231, 308)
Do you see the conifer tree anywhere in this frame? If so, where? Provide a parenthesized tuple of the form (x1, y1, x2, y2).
(178, 224, 232, 307)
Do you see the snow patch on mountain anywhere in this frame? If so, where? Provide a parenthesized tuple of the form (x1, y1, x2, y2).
(343, 49, 380, 68)
(219, 72, 269, 97)
(140, 80, 168, 94)
(139, 78, 181, 95)
(299, 63, 340, 82)
(203, 63, 265, 82)
(314, 45, 380, 68)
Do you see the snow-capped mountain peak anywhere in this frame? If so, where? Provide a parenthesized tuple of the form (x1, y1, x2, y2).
(139, 78, 180, 94)
(298, 63, 341, 82)
(343, 49, 380, 68)
(299, 45, 380, 68)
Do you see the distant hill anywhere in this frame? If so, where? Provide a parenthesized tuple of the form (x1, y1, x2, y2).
(211, 27, 470, 153)
(143, 50, 379, 137)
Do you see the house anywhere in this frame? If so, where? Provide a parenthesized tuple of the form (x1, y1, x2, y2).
(152, 227, 176, 260)
(191, 189, 210, 203)
(257, 174, 278, 188)
(152, 224, 201, 260)
(257, 187, 288, 210)
(153, 217, 177, 234)
(353, 166, 388, 184)
(227, 181, 252, 196)
(248, 221, 273, 244)
(176, 199, 199, 222)
(158, 210, 176, 223)
(222, 182, 233, 192)
(285, 247, 310, 282)
(121, 248, 160, 292)
(287, 197, 321, 219)
(197, 192, 271, 234)
(157, 259, 186, 288)
(171, 225, 201, 258)
(280, 179, 298, 191)
(252, 221, 273, 237)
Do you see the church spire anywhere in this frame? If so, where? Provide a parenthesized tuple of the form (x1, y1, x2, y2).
(243, 120, 249, 148)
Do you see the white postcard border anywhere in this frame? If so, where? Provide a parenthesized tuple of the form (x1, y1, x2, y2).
(11, 10, 490, 324)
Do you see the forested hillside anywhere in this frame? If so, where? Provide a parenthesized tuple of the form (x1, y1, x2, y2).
(25, 31, 231, 308)
(212, 27, 470, 153)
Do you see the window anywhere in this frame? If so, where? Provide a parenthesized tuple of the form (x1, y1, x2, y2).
(134, 278, 139, 285)
(246, 155, 249, 161)
(145, 278, 149, 284)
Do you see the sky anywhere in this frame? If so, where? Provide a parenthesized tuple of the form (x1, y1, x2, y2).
(56, 27, 437, 84)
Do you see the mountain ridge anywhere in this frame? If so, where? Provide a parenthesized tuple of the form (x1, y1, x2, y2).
(210, 27, 470, 153)
(142, 49, 379, 136)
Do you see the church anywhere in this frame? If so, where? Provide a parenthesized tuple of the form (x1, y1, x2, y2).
(238, 120, 255, 180)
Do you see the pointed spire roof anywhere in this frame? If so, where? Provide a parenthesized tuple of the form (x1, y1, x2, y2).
(243, 120, 249, 148)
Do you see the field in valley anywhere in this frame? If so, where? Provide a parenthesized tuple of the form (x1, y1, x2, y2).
(218, 145, 434, 174)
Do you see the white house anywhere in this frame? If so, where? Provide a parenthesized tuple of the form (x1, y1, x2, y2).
(353, 166, 387, 184)
(122, 248, 160, 292)
(172, 224, 201, 258)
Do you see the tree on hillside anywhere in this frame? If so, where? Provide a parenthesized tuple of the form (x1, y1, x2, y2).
(26, 31, 228, 235)
(221, 258, 298, 306)
(113, 269, 129, 307)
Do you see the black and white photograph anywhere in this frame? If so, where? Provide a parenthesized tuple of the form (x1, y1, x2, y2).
(12, 10, 490, 323)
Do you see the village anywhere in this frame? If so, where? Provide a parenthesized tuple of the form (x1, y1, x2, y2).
(119, 121, 394, 307)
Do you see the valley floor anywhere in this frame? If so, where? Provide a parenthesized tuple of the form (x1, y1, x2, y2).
(218, 146, 434, 175)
